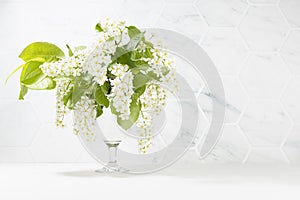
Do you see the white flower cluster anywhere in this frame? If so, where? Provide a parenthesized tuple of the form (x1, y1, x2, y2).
(109, 63, 134, 120)
(40, 50, 86, 78)
(83, 18, 130, 85)
(136, 83, 167, 153)
(140, 48, 179, 93)
(83, 42, 114, 85)
(55, 79, 73, 127)
(73, 96, 97, 142)
(98, 18, 130, 46)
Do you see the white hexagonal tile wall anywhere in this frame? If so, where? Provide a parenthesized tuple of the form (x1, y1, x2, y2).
(246, 148, 288, 163)
(192, 107, 209, 146)
(200, 125, 250, 163)
(200, 29, 248, 75)
(239, 6, 289, 51)
(281, 77, 300, 123)
(117, 0, 164, 27)
(222, 77, 248, 123)
(173, 55, 204, 94)
(156, 4, 208, 41)
(165, 0, 195, 3)
(197, 77, 248, 124)
(240, 53, 291, 99)
(27, 90, 56, 123)
(280, 0, 300, 27)
(196, 0, 248, 27)
(281, 30, 300, 75)
(0, 100, 39, 146)
(197, 87, 214, 123)
(239, 101, 291, 146)
(283, 125, 300, 163)
(0, 147, 33, 162)
(248, 0, 279, 4)
(30, 124, 84, 162)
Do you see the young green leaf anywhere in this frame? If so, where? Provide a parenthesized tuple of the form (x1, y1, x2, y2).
(95, 23, 103, 32)
(25, 76, 56, 90)
(19, 42, 65, 62)
(20, 61, 45, 85)
(74, 46, 87, 52)
(66, 44, 74, 56)
(5, 64, 25, 84)
(18, 85, 28, 100)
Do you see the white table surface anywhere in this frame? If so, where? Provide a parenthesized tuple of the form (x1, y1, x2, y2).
(1, 162, 300, 200)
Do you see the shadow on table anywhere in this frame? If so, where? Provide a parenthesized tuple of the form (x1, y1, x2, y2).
(58, 162, 300, 184)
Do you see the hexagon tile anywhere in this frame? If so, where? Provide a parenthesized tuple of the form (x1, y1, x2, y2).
(156, 3, 208, 41)
(196, 0, 248, 27)
(281, 30, 300, 75)
(239, 5, 289, 51)
(248, 0, 279, 3)
(200, 29, 248, 75)
(281, 77, 300, 123)
(0, 100, 40, 147)
(239, 101, 292, 146)
(200, 125, 250, 163)
(283, 125, 300, 163)
(240, 53, 291, 99)
(30, 123, 84, 162)
(246, 148, 288, 163)
(280, 0, 300, 28)
(117, 0, 164, 27)
(198, 77, 248, 124)
(0, 147, 33, 162)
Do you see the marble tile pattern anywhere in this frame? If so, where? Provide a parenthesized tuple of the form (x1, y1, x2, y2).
(0, 0, 300, 164)
(240, 53, 291, 99)
(239, 5, 289, 51)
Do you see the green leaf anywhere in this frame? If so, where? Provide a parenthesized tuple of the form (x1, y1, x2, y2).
(20, 61, 44, 85)
(125, 33, 144, 51)
(62, 82, 73, 107)
(113, 47, 136, 68)
(94, 84, 109, 108)
(127, 26, 141, 38)
(147, 71, 161, 81)
(133, 73, 150, 88)
(66, 44, 74, 56)
(133, 85, 146, 100)
(95, 23, 103, 32)
(110, 86, 145, 130)
(96, 105, 103, 118)
(5, 64, 25, 84)
(74, 46, 87, 52)
(130, 64, 149, 75)
(72, 74, 93, 105)
(19, 42, 65, 62)
(117, 99, 141, 130)
(101, 81, 111, 94)
(18, 85, 28, 100)
(110, 103, 118, 115)
(25, 76, 56, 90)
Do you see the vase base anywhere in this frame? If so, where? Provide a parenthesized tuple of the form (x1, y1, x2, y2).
(95, 166, 129, 173)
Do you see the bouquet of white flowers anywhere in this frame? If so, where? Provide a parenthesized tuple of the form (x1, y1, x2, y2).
(9, 19, 178, 153)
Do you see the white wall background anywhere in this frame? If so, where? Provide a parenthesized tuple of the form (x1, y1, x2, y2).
(0, 0, 300, 164)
